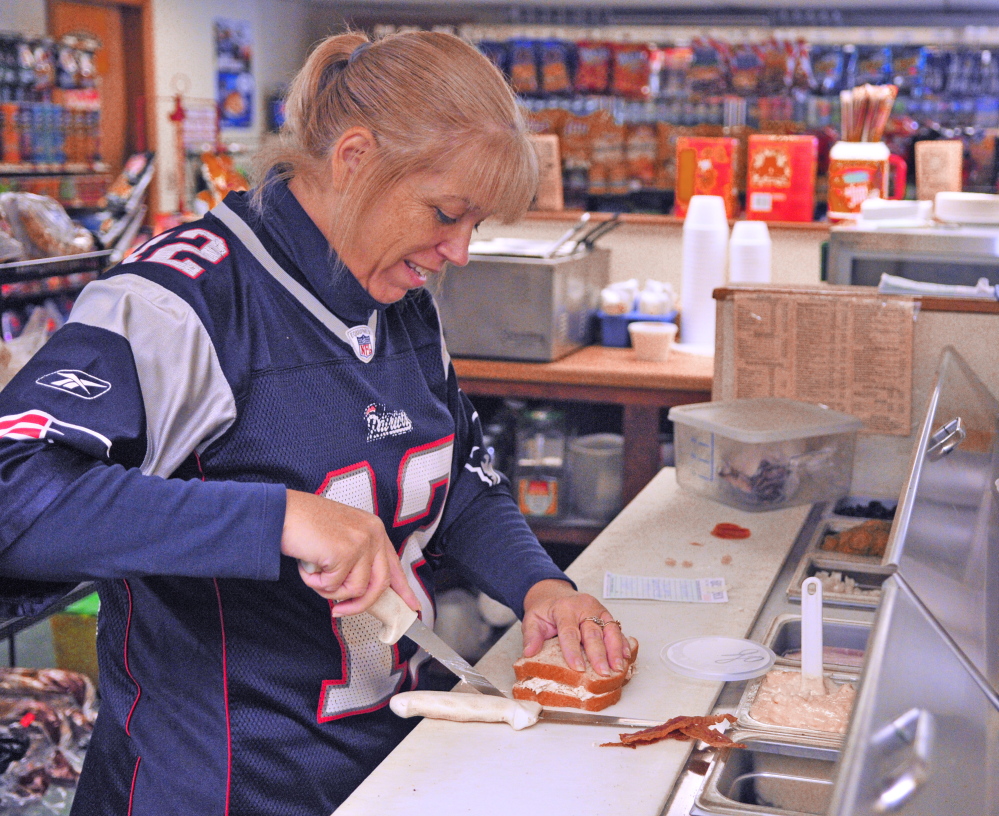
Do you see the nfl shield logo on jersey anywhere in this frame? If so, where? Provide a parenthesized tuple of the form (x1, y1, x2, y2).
(345, 325, 375, 362)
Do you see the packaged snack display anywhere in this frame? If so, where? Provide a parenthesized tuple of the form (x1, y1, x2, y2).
(746, 134, 819, 222)
(687, 38, 727, 95)
(809, 45, 847, 96)
(507, 39, 539, 95)
(611, 43, 652, 99)
(673, 136, 739, 218)
(538, 40, 574, 95)
(625, 123, 658, 189)
(589, 118, 628, 195)
(728, 43, 764, 96)
(101, 151, 155, 212)
(0, 192, 94, 259)
(574, 41, 612, 94)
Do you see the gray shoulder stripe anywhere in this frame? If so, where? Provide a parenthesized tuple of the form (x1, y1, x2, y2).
(211, 201, 377, 363)
(428, 295, 451, 381)
(69, 275, 237, 478)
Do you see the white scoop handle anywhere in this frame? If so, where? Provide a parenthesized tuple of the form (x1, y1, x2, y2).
(390, 691, 542, 731)
(801, 576, 824, 682)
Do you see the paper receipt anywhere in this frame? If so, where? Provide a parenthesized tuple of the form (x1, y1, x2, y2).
(603, 573, 728, 603)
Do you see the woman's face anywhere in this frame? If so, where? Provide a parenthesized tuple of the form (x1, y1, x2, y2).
(337, 172, 486, 304)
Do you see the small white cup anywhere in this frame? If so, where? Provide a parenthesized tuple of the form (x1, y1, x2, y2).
(628, 321, 678, 362)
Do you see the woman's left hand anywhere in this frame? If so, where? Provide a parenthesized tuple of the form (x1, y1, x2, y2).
(521, 579, 631, 677)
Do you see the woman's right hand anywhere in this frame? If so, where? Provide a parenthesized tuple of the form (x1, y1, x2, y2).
(280, 489, 420, 617)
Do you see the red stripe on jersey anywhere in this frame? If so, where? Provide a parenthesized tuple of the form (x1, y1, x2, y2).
(127, 756, 141, 816)
(0, 411, 52, 439)
(214, 579, 233, 816)
(123, 580, 142, 735)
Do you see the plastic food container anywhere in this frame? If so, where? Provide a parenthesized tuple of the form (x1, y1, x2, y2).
(598, 309, 677, 347)
(567, 433, 623, 522)
(669, 398, 863, 512)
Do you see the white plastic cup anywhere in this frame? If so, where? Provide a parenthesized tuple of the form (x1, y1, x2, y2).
(628, 321, 678, 362)
(681, 195, 729, 348)
(728, 220, 772, 284)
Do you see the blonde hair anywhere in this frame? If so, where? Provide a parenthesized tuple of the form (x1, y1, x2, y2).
(253, 31, 539, 245)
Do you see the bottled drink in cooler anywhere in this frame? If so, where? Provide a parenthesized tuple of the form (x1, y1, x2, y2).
(514, 408, 567, 519)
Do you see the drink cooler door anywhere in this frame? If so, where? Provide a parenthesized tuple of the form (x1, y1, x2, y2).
(828, 576, 999, 816)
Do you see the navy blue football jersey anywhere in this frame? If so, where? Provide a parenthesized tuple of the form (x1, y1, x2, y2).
(0, 183, 569, 815)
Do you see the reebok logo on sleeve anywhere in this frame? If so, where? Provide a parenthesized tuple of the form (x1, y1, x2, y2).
(36, 370, 112, 399)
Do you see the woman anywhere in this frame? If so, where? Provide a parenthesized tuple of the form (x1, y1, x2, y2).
(0, 31, 629, 814)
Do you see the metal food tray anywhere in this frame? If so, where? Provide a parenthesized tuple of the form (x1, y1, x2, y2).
(733, 668, 859, 748)
(762, 613, 871, 673)
(804, 525, 896, 575)
(786, 554, 894, 609)
(693, 731, 840, 816)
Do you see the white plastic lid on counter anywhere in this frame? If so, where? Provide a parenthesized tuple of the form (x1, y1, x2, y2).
(661, 636, 776, 682)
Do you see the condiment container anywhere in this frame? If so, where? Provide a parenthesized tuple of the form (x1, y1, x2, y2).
(668, 398, 863, 512)
(514, 408, 566, 519)
(827, 141, 907, 221)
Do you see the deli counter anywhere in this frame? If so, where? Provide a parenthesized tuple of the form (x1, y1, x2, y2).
(336, 345, 999, 816)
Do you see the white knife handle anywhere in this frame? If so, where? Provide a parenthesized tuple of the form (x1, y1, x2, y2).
(367, 587, 419, 645)
(390, 691, 542, 731)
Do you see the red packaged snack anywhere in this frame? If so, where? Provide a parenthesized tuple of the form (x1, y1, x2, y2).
(745, 134, 818, 223)
(611, 43, 651, 99)
(575, 41, 612, 94)
(626, 123, 658, 189)
(673, 136, 739, 218)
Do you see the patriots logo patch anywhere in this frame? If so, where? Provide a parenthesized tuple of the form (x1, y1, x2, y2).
(365, 403, 413, 442)
(36, 370, 111, 399)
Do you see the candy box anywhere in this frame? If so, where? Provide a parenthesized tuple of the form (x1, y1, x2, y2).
(673, 136, 739, 218)
(745, 134, 819, 222)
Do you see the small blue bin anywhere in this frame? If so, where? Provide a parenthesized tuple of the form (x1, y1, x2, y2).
(599, 310, 678, 347)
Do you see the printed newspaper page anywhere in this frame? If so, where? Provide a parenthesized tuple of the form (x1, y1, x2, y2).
(731, 290, 915, 435)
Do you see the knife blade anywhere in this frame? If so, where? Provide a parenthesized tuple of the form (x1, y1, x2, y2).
(389, 690, 662, 731)
(367, 587, 508, 698)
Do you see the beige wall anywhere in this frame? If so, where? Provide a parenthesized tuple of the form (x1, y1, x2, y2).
(0, 0, 46, 36)
(150, 0, 335, 210)
(478, 217, 826, 293)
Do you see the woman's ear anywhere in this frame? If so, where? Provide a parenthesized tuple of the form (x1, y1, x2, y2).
(331, 127, 376, 183)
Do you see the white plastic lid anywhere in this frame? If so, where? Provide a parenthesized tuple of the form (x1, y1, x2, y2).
(661, 636, 776, 682)
(668, 398, 863, 444)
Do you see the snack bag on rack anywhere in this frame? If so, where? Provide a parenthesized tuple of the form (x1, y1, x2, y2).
(611, 43, 652, 99)
(0, 193, 95, 259)
(195, 152, 249, 214)
(508, 39, 540, 95)
(574, 41, 613, 94)
(538, 40, 574, 95)
(0, 211, 26, 264)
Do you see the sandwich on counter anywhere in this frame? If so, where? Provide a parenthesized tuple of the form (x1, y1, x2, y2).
(512, 636, 639, 711)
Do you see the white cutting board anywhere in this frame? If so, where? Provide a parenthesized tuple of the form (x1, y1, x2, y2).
(335, 469, 812, 816)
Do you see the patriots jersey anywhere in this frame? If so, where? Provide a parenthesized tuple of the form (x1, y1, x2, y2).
(0, 183, 569, 815)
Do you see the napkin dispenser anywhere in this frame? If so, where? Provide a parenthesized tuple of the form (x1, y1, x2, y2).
(430, 247, 610, 362)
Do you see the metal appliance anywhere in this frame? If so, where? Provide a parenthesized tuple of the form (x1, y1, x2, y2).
(828, 346, 999, 815)
(826, 222, 999, 287)
(429, 217, 615, 363)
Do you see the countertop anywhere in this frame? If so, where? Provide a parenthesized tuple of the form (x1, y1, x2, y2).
(335, 469, 812, 816)
(452, 345, 715, 393)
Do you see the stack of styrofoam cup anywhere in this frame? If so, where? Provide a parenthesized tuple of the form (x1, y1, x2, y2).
(728, 220, 772, 284)
(680, 195, 729, 351)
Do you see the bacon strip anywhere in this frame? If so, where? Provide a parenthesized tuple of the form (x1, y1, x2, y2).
(600, 713, 744, 749)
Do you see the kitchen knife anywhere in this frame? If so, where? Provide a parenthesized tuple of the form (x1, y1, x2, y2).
(390, 690, 662, 731)
(367, 587, 508, 698)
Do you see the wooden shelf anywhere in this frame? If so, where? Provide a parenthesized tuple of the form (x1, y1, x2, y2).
(454, 345, 714, 546)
